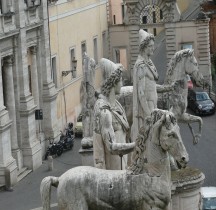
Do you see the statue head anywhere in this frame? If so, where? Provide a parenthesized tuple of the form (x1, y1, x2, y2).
(139, 29, 155, 53)
(99, 58, 123, 97)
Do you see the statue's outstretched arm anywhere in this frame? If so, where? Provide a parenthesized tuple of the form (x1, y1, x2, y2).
(156, 83, 174, 93)
(100, 109, 135, 155)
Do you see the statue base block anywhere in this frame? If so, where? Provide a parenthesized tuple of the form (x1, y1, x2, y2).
(79, 147, 94, 167)
(171, 166, 205, 210)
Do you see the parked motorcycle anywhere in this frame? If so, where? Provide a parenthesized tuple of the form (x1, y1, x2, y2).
(59, 123, 74, 151)
(44, 138, 63, 160)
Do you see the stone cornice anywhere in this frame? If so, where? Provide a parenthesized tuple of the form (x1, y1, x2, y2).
(171, 167, 205, 193)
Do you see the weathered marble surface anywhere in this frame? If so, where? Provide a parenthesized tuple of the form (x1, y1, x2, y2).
(93, 58, 135, 170)
(40, 109, 188, 210)
(171, 167, 205, 210)
(80, 53, 96, 149)
(164, 49, 207, 144)
(131, 29, 174, 143)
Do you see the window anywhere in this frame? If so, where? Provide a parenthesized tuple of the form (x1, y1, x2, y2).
(81, 42, 86, 65)
(93, 37, 98, 64)
(70, 48, 76, 78)
(48, 0, 58, 4)
(181, 43, 193, 50)
(121, 4, 125, 21)
(102, 32, 107, 58)
(25, 0, 41, 7)
(28, 65, 32, 95)
(153, 11, 156, 23)
(153, 28, 157, 36)
(51, 56, 57, 87)
(113, 15, 116, 24)
(142, 16, 147, 24)
(140, 5, 163, 24)
(114, 48, 128, 69)
(115, 49, 120, 63)
(160, 10, 163, 20)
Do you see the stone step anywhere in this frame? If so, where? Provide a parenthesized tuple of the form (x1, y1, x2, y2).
(17, 167, 32, 182)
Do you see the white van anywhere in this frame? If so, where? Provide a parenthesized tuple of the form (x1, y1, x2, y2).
(201, 187, 216, 210)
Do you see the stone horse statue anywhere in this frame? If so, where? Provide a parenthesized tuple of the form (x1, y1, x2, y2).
(163, 49, 206, 144)
(40, 109, 188, 210)
(118, 49, 206, 144)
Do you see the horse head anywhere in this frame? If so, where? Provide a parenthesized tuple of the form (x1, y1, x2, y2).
(183, 49, 204, 86)
(159, 110, 189, 168)
(165, 49, 204, 86)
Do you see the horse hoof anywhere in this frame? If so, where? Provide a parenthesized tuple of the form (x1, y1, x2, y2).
(193, 135, 200, 144)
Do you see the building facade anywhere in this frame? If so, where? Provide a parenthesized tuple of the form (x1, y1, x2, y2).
(201, 0, 216, 55)
(0, 0, 58, 187)
(108, 0, 211, 83)
(48, 0, 108, 130)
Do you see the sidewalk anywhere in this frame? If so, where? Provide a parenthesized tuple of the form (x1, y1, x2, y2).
(0, 138, 82, 210)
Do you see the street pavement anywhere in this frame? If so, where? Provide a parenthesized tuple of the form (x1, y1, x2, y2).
(180, 110, 216, 187)
(0, 137, 82, 210)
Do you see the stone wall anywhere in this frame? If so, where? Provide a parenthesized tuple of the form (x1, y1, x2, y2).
(0, 1, 58, 188)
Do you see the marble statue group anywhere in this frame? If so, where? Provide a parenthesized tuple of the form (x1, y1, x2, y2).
(40, 29, 206, 210)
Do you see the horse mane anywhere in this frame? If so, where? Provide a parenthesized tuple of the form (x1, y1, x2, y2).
(165, 49, 194, 85)
(127, 109, 166, 175)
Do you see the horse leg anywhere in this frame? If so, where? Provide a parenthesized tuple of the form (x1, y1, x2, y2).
(67, 200, 88, 210)
(58, 192, 88, 210)
(178, 113, 203, 144)
(58, 201, 88, 210)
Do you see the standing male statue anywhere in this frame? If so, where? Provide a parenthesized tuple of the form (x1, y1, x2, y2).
(93, 58, 135, 170)
(131, 29, 174, 142)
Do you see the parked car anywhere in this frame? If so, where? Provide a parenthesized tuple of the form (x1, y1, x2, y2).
(75, 114, 83, 137)
(188, 88, 215, 115)
(201, 187, 216, 210)
(187, 74, 193, 89)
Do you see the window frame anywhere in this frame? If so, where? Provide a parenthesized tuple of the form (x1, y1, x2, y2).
(51, 55, 57, 88)
(69, 47, 76, 78)
(93, 36, 98, 65)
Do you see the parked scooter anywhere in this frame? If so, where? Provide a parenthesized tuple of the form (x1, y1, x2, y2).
(59, 123, 74, 151)
(44, 138, 63, 160)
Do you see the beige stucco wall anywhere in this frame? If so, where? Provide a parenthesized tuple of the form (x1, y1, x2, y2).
(110, 0, 123, 24)
(109, 25, 130, 67)
(49, 0, 108, 128)
(177, 0, 192, 13)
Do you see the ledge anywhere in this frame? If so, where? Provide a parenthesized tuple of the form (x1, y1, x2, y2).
(171, 166, 205, 193)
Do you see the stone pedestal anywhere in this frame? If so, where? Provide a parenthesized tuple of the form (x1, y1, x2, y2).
(81, 137, 93, 149)
(0, 109, 18, 187)
(79, 137, 94, 166)
(0, 159, 17, 188)
(79, 147, 94, 167)
(12, 149, 23, 171)
(22, 141, 42, 171)
(171, 167, 205, 210)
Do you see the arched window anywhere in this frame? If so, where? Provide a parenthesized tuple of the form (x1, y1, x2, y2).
(140, 5, 163, 24)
